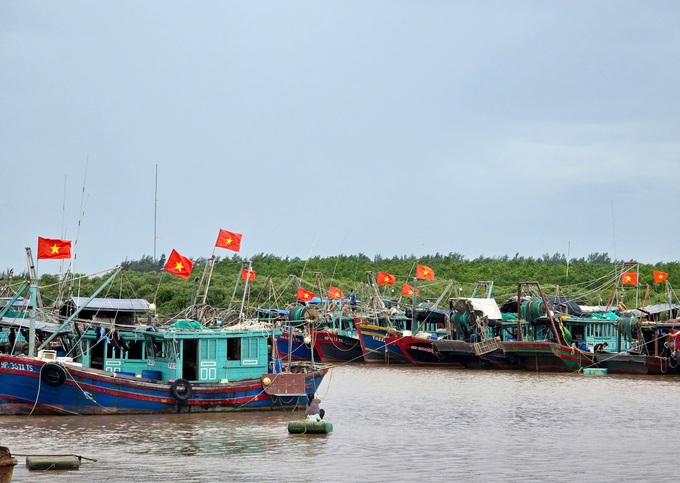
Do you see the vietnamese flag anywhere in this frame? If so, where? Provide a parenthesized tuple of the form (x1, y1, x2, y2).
(621, 272, 638, 285)
(416, 264, 435, 280)
(37, 237, 72, 260)
(328, 286, 344, 300)
(377, 272, 396, 285)
(241, 269, 256, 281)
(215, 229, 242, 252)
(401, 283, 419, 297)
(297, 287, 316, 301)
(653, 271, 669, 283)
(164, 249, 194, 279)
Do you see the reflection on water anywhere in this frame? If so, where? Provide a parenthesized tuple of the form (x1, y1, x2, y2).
(2, 365, 679, 482)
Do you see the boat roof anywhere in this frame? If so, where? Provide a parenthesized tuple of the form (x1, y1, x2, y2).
(67, 297, 150, 312)
(630, 303, 680, 317)
(0, 316, 70, 333)
(0, 297, 31, 308)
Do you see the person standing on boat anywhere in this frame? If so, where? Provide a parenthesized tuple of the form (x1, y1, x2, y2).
(305, 393, 325, 421)
(349, 289, 357, 314)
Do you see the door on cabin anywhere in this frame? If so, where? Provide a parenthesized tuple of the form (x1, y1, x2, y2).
(198, 339, 218, 382)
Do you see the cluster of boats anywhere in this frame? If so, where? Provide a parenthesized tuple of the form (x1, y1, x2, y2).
(276, 280, 680, 376)
(2, 255, 680, 418)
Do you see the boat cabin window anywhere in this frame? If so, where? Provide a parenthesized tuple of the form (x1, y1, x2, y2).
(107, 345, 121, 360)
(164, 340, 180, 360)
(241, 338, 258, 359)
(227, 338, 241, 360)
(146, 340, 164, 359)
(128, 340, 144, 360)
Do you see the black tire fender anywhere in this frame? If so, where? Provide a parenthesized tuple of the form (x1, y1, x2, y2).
(670, 351, 679, 369)
(170, 378, 193, 401)
(41, 363, 67, 387)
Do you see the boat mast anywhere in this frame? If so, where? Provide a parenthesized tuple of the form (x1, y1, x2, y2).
(154, 164, 158, 264)
(24, 248, 40, 356)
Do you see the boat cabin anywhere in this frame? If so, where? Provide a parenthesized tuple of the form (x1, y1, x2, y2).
(71, 322, 271, 383)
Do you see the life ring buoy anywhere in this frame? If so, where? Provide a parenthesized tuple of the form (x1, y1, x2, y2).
(41, 363, 67, 387)
(618, 302, 627, 311)
(170, 378, 193, 401)
(327, 302, 337, 312)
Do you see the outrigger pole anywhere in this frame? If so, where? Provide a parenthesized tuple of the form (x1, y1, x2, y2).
(37, 267, 122, 352)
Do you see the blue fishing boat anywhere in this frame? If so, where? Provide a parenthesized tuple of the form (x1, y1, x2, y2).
(0, 324, 327, 415)
(0, 269, 327, 415)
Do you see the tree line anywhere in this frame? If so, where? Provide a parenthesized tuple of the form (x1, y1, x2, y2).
(4, 252, 679, 315)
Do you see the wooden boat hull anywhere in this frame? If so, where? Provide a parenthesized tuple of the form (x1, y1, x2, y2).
(391, 336, 463, 367)
(356, 325, 409, 364)
(0, 354, 327, 416)
(594, 352, 680, 375)
(501, 341, 594, 372)
(432, 340, 521, 370)
(275, 331, 320, 362)
(312, 331, 363, 363)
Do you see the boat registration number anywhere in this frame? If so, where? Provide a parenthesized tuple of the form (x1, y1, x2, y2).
(1, 361, 34, 372)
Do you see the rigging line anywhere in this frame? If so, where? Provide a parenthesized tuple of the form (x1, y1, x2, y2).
(300, 233, 321, 281)
(38, 267, 120, 289)
(330, 229, 350, 283)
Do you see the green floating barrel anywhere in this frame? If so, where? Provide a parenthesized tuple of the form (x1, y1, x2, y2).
(287, 421, 333, 434)
(583, 368, 608, 376)
(26, 455, 81, 471)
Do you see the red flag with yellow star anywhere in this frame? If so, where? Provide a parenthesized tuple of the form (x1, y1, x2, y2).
(37, 237, 72, 259)
(621, 272, 638, 285)
(401, 283, 419, 297)
(377, 272, 395, 285)
(653, 271, 668, 283)
(215, 229, 242, 252)
(328, 286, 345, 300)
(241, 269, 256, 281)
(164, 249, 194, 279)
(416, 264, 434, 280)
(296, 288, 315, 301)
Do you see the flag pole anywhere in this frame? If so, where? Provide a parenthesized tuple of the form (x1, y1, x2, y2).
(411, 277, 417, 335)
(239, 260, 253, 318)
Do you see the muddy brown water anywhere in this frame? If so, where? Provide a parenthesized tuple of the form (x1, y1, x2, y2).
(1, 365, 677, 482)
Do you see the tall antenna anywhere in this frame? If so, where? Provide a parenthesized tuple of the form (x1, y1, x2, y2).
(68, 157, 89, 298)
(566, 240, 570, 279)
(300, 233, 320, 280)
(154, 164, 158, 263)
(60, 175, 67, 277)
(611, 199, 617, 262)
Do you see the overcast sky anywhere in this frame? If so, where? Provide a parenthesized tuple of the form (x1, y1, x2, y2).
(2, 1, 679, 276)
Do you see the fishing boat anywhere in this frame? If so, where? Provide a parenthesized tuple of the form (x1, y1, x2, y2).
(273, 305, 321, 362)
(594, 317, 680, 375)
(0, 322, 327, 415)
(500, 283, 598, 372)
(0, 268, 328, 415)
(432, 297, 520, 370)
(356, 321, 410, 364)
(311, 304, 364, 363)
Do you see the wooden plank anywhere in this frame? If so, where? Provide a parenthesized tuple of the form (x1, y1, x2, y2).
(261, 373, 306, 396)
